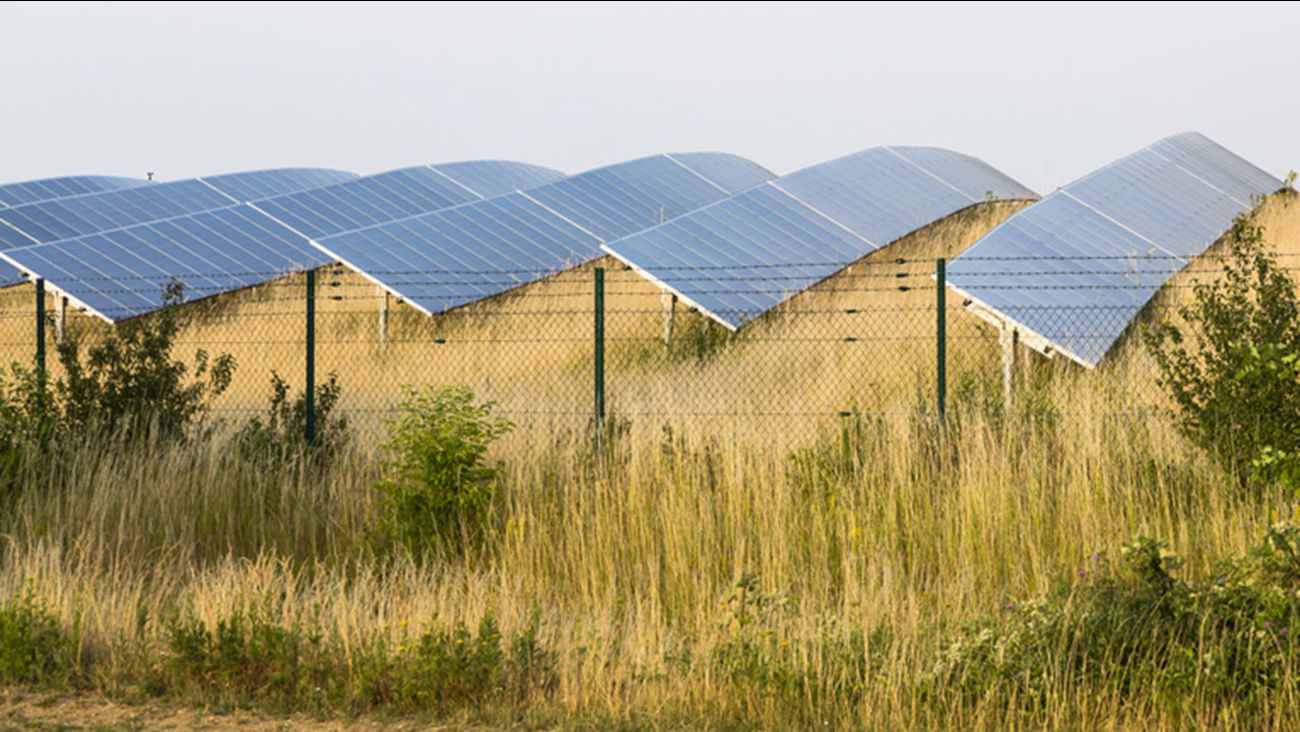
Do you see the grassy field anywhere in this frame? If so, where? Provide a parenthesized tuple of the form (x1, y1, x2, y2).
(0, 194, 1298, 729)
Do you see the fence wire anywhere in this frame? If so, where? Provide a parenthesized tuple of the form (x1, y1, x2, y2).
(0, 252, 1283, 445)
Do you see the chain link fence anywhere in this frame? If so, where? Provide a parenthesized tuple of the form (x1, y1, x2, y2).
(0, 248, 1287, 448)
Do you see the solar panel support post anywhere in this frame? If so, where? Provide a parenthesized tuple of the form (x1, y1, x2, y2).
(661, 292, 677, 345)
(55, 296, 67, 344)
(935, 258, 946, 422)
(377, 287, 388, 345)
(999, 322, 1017, 406)
(34, 279, 45, 381)
(594, 267, 606, 430)
(305, 269, 316, 446)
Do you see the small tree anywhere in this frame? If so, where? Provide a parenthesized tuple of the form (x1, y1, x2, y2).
(55, 281, 235, 441)
(375, 385, 512, 558)
(1145, 214, 1300, 489)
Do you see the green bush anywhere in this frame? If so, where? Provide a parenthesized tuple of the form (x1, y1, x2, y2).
(234, 371, 349, 466)
(928, 523, 1300, 719)
(1146, 215, 1300, 490)
(160, 606, 555, 716)
(375, 385, 513, 558)
(161, 606, 334, 711)
(0, 591, 78, 687)
(374, 612, 555, 711)
(54, 282, 235, 442)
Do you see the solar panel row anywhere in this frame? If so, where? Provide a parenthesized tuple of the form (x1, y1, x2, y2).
(601, 146, 1038, 329)
(945, 132, 1283, 367)
(0, 161, 568, 321)
(0, 168, 362, 250)
(7, 205, 331, 318)
(0, 175, 147, 208)
(312, 153, 777, 316)
(252, 162, 565, 240)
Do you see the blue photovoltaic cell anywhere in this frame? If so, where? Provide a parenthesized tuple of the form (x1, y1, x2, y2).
(666, 153, 779, 194)
(0, 179, 235, 250)
(431, 160, 566, 196)
(602, 146, 1037, 329)
(254, 167, 480, 239)
(314, 153, 776, 315)
(524, 154, 773, 241)
(946, 132, 1283, 367)
(0, 204, 328, 322)
(890, 147, 1039, 202)
(774, 149, 975, 245)
(201, 168, 359, 201)
(0, 175, 146, 207)
(319, 192, 601, 314)
(1067, 149, 1249, 259)
(1149, 132, 1283, 205)
(252, 161, 565, 240)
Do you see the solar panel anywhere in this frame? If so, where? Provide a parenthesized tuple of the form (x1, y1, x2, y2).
(0, 167, 365, 251)
(945, 132, 1283, 367)
(601, 146, 1038, 329)
(523, 154, 767, 241)
(251, 161, 566, 240)
(200, 168, 359, 201)
(0, 204, 328, 322)
(0, 175, 147, 207)
(0, 180, 236, 250)
(666, 153, 777, 194)
(313, 153, 776, 316)
(0, 160, 562, 317)
(430, 160, 566, 197)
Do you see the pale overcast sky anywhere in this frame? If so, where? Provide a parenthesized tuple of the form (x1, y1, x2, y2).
(2, 1, 1296, 193)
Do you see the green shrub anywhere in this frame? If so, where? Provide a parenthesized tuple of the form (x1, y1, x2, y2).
(234, 371, 349, 466)
(375, 385, 513, 558)
(1146, 215, 1300, 490)
(356, 612, 555, 713)
(928, 523, 1300, 719)
(161, 606, 333, 711)
(0, 591, 78, 687)
(55, 282, 235, 442)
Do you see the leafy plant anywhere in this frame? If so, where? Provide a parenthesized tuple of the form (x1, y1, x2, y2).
(929, 524, 1300, 719)
(0, 591, 78, 687)
(55, 281, 235, 441)
(1145, 215, 1300, 490)
(162, 606, 332, 711)
(234, 371, 349, 466)
(375, 385, 513, 558)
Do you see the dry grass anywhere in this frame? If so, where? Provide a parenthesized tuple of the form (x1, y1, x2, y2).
(0, 194, 1297, 727)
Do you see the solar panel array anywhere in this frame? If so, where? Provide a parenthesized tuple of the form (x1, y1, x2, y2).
(0, 168, 361, 250)
(945, 132, 1282, 367)
(0, 159, 566, 319)
(200, 168, 360, 202)
(0, 180, 237, 250)
(253, 162, 565, 239)
(312, 153, 776, 316)
(601, 146, 1038, 329)
(2, 205, 331, 320)
(0, 175, 147, 207)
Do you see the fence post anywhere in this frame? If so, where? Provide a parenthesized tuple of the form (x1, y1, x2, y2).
(34, 278, 46, 379)
(594, 267, 605, 428)
(305, 269, 316, 445)
(935, 258, 946, 421)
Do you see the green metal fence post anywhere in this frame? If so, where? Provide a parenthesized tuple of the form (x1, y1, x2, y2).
(34, 278, 46, 380)
(305, 269, 316, 445)
(936, 258, 947, 422)
(594, 267, 606, 428)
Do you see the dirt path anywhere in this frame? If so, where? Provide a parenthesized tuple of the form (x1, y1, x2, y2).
(0, 691, 475, 731)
